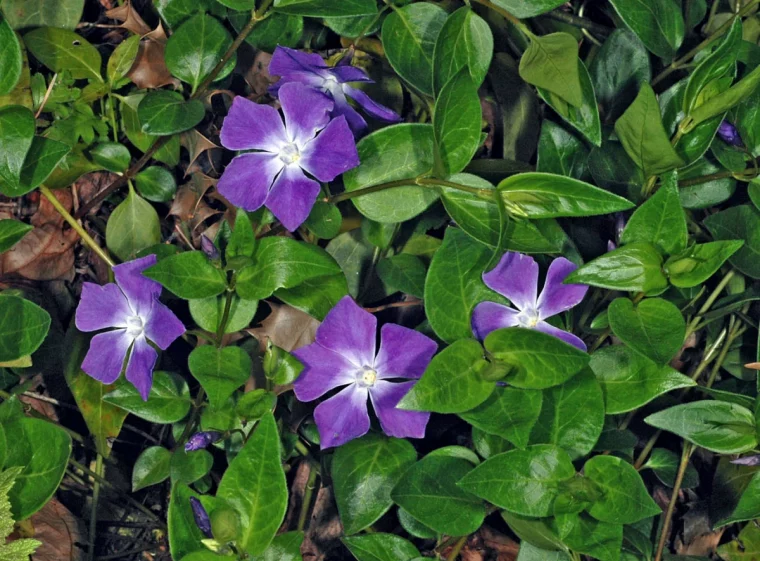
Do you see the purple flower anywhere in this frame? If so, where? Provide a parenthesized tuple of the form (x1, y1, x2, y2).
(185, 431, 223, 452)
(269, 46, 401, 136)
(218, 82, 359, 231)
(292, 296, 437, 449)
(200, 235, 220, 260)
(717, 120, 743, 146)
(75, 255, 185, 400)
(471, 252, 589, 351)
(189, 497, 213, 538)
(731, 455, 760, 466)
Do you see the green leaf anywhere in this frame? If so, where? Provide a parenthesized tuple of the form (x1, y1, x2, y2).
(89, 142, 131, 173)
(343, 124, 438, 223)
(16, 137, 70, 196)
(536, 121, 588, 180)
(138, 90, 205, 136)
(107, 34, 139, 85)
(665, 240, 744, 287)
(188, 346, 252, 411)
(236, 389, 276, 421)
(168, 483, 206, 560)
(217, 413, 287, 556)
(342, 534, 420, 561)
(486, 0, 566, 18)
(520, 32, 582, 108)
(607, 297, 686, 364)
(609, 0, 684, 59)
(326, 230, 385, 300)
(226, 208, 256, 259)
(398, 339, 492, 414)
(189, 294, 257, 334)
(684, 64, 760, 132)
(645, 401, 758, 454)
(23, 27, 101, 81)
(376, 254, 426, 298)
(332, 434, 417, 535)
(272, 0, 377, 16)
(0, 15, 22, 97)
(236, 237, 341, 300)
(3, 417, 71, 520)
(517, 543, 572, 561)
(132, 446, 171, 492)
(590, 345, 695, 414)
(716, 470, 760, 527)
(642, 448, 699, 488)
(584, 455, 661, 524)
(501, 511, 567, 552)
(484, 328, 589, 390)
(458, 444, 575, 517)
(565, 242, 668, 294)
(120, 94, 181, 166)
(106, 186, 161, 262)
(274, 273, 348, 321)
(103, 371, 192, 424)
(528, 369, 604, 460)
(620, 171, 687, 254)
(550, 513, 623, 561)
(216, 0, 255, 8)
(614, 83, 684, 177)
(166, 13, 234, 94)
(135, 166, 177, 203)
(717, 515, 760, 558)
(381, 3, 446, 95)
(250, 531, 304, 561)
(0, 295, 50, 363)
(391, 454, 485, 536)
(497, 173, 634, 219)
(704, 205, 760, 279)
(171, 448, 212, 485)
(459, 387, 542, 449)
(433, 7, 492, 94)
(433, 69, 481, 176)
(424, 228, 495, 343)
(0, 105, 34, 196)
(305, 201, 342, 240)
(0, 220, 31, 253)
(143, 251, 227, 299)
(0, 0, 83, 30)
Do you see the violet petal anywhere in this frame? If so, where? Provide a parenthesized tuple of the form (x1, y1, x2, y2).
(125, 335, 158, 400)
(536, 257, 588, 320)
(315, 295, 377, 368)
(374, 324, 437, 380)
(369, 380, 429, 439)
(299, 116, 360, 182)
(482, 252, 538, 311)
(731, 455, 760, 466)
(81, 329, 132, 385)
(717, 120, 743, 147)
(144, 300, 185, 350)
(200, 235, 220, 260)
(75, 282, 131, 332)
(113, 255, 161, 318)
(292, 342, 358, 402)
(329, 66, 372, 84)
(471, 302, 520, 341)
(279, 82, 333, 145)
(264, 164, 321, 232)
(535, 321, 587, 351)
(218, 152, 283, 212)
(220, 96, 288, 152)
(189, 497, 213, 538)
(343, 85, 402, 123)
(185, 431, 223, 452)
(331, 94, 369, 136)
(269, 46, 327, 77)
(313, 384, 370, 449)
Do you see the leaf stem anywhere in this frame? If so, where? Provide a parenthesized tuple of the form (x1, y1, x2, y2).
(446, 535, 469, 561)
(545, 10, 612, 36)
(653, 443, 693, 561)
(297, 465, 319, 532)
(215, 287, 235, 346)
(87, 454, 103, 561)
(684, 270, 736, 339)
(326, 177, 496, 204)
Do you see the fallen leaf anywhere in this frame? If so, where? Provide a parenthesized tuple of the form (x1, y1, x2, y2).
(169, 173, 215, 222)
(180, 130, 219, 176)
(128, 23, 179, 89)
(243, 51, 275, 98)
(29, 498, 86, 561)
(248, 302, 320, 352)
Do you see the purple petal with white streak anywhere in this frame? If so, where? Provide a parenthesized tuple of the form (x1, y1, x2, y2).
(81, 329, 132, 385)
(279, 82, 332, 145)
(292, 342, 358, 402)
(329, 66, 372, 83)
(315, 295, 376, 368)
(482, 252, 538, 311)
(536, 257, 588, 320)
(220, 96, 288, 152)
(113, 255, 161, 318)
(299, 116, 360, 182)
(218, 152, 283, 212)
(374, 324, 437, 380)
(332, 95, 368, 136)
(264, 165, 321, 231)
(471, 302, 520, 341)
(370, 380, 429, 439)
(269, 46, 327, 77)
(535, 321, 587, 351)
(144, 300, 185, 350)
(125, 336, 158, 400)
(343, 85, 402, 122)
(75, 282, 131, 332)
(314, 384, 370, 448)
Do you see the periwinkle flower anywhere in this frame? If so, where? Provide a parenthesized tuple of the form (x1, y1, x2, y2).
(731, 455, 760, 466)
(75, 255, 185, 400)
(190, 497, 213, 538)
(293, 296, 437, 449)
(717, 120, 743, 147)
(471, 252, 589, 350)
(185, 431, 223, 452)
(200, 235, 220, 260)
(269, 46, 401, 136)
(218, 82, 359, 231)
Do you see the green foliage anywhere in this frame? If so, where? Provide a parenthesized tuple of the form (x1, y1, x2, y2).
(0, 468, 40, 560)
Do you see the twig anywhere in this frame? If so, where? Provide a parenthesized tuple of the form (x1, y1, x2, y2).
(653, 443, 693, 561)
(545, 10, 611, 36)
(297, 464, 319, 532)
(35, 73, 57, 118)
(87, 454, 103, 561)
(447, 536, 469, 561)
(363, 300, 422, 313)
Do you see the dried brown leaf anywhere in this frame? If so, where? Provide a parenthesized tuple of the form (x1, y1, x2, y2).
(169, 173, 215, 222)
(127, 23, 179, 89)
(29, 498, 86, 561)
(105, 0, 151, 36)
(180, 130, 219, 175)
(247, 302, 320, 352)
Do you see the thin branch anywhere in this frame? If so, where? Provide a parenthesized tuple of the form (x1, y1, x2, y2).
(545, 10, 612, 36)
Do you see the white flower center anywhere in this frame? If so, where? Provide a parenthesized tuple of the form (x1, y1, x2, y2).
(278, 142, 301, 165)
(125, 315, 144, 338)
(517, 308, 540, 328)
(358, 366, 377, 388)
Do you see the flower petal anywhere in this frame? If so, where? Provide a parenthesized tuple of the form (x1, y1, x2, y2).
(125, 335, 158, 400)
(331, 94, 368, 136)
(471, 302, 520, 340)
(264, 165, 321, 231)
(329, 66, 372, 83)
(218, 153, 283, 212)
(113, 255, 161, 318)
(144, 300, 185, 350)
(343, 85, 402, 122)
(374, 324, 437, 380)
(269, 46, 327, 77)
(299, 116, 360, 182)
(370, 380, 430, 439)
(314, 384, 370, 449)
(279, 82, 333, 145)
(536, 257, 588, 319)
(315, 295, 377, 368)
(482, 252, 538, 311)
(75, 282, 131, 332)
(220, 96, 287, 152)
(81, 329, 132, 385)
(535, 321, 587, 351)
(292, 342, 358, 402)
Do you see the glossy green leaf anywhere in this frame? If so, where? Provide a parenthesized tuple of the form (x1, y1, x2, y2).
(138, 90, 205, 136)
(391, 454, 485, 536)
(226, 208, 256, 260)
(517, 543, 572, 561)
(398, 339, 492, 414)
(665, 240, 744, 287)
(520, 32, 582, 107)
(343, 534, 420, 561)
(684, 64, 760, 131)
(171, 448, 212, 485)
(566, 242, 668, 294)
(305, 201, 342, 240)
(704, 205, 760, 279)
(717, 515, 760, 557)
(132, 446, 171, 491)
(107, 34, 139, 85)
(0, 219, 31, 252)
(590, 345, 695, 414)
(188, 346, 252, 411)
(231, 11, 303, 50)
(343, 124, 438, 223)
(326, 230, 384, 300)
(24, 27, 101, 81)
(0, 105, 34, 196)
(645, 401, 758, 454)
(550, 513, 623, 561)
(135, 166, 177, 203)
(89, 142, 130, 173)
(536, 121, 588, 180)
(189, 294, 257, 335)
(120, 94, 181, 166)
(501, 511, 567, 552)
(0, 15, 22, 97)
(143, 251, 227, 299)
(217, 413, 287, 555)
(584, 455, 661, 524)
(12, 136, 70, 197)
(1, 0, 83, 29)
(716, 470, 760, 526)
(642, 448, 700, 488)
(250, 531, 304, 561)
(459, 386, 542, 449)
(433, 7, 492, 94)
(609, 0, 684, 59)
(434, 69, 481, 176)
(376, 254, 426, 298)
(273, 0, 377, 16)
(497, 173, 634, 219)
(0, 295, 50, 363)
(274, 273, 348, 320)
(103, 371, 192, 424)
(106, 186, 161, 262)
(458, 444, 575, 517)
(333, 434, 417, 535)
(484, 328, 589, 390)
(607, 297, 686, 364)
(487, 0, 565, 18)
(168, 483, 207, 560)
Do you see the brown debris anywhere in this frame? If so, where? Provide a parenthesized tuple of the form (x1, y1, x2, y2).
(127, 23, 179, 89)
(247, 302, 320, 353)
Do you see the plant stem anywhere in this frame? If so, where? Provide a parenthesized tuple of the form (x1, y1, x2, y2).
(447, 536, 469, 561)
(684, 270, 736, 339)
(327, 177, 495, 204)
(216, 288, 235, 346)
(545, 10, 612, 36)
(297, 465, 319, 532)
(39, 185, 115, 267)
(87, 454, 104, 561)
(653, 443, 693, 561)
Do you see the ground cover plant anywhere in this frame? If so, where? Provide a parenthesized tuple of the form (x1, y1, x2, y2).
(3, 0, 760, 560)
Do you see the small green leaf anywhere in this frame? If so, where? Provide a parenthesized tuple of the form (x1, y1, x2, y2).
(250, 532, 304, 561)
(0, 295, 50, 363)
(0, 15, 22, 97)
(138, 90, 205, 136)
(107, 34, 140, 85)
(135, 166, 177, 202)
(536, 121, 588, 180)
(342, 534, 420, 561)
(684, 64, 760, 132)
(704, 205, 760, 279)
(227, 208, 256, 260)
(89, 142, 131, 173)
(487, 0, 565, 18)
(434, 69, 481, 176)
(609, 0, 684, 59)
(16, 137, 70, 196)
(273, 0, 377, 16)
(433, 7, 493, 94)
(0, 0, 84, 30)
(188, 346, 252, 411)
(171, 448, 212, 485)
(642, 448, 700, 489)
(607, 297, 686, 364)
(236, 389, 277, 421)
(584, 455, 661, 524)
(143, 251, 228, 299)
(106, 186, 161, 262)
(459, 386, 542, 449)
(132, 446, 171, 491)
(665, 240, 744, 287)
(188, 294, 257, 334)
(23, 27, 102, 81)
(0, 105, 34, 196)
(717, 512, 760, 556)
(103, 371, 192, 424)
(168, 483, 207, 560)
(520, 32, 582, 108)
(716, 470, 760, 527)
(376, 254, 426, 298)
(566, 242, 668, 294)
(0, 220, 31, 252)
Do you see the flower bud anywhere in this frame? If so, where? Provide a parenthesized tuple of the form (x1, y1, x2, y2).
(185, 431, 223, 452)
(210, 507, 241, 543)
(717, 120, 743, 147)
(190, 497, 213, 538)
(201, 235, 221, 260)
(731, 455, 760, 466)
